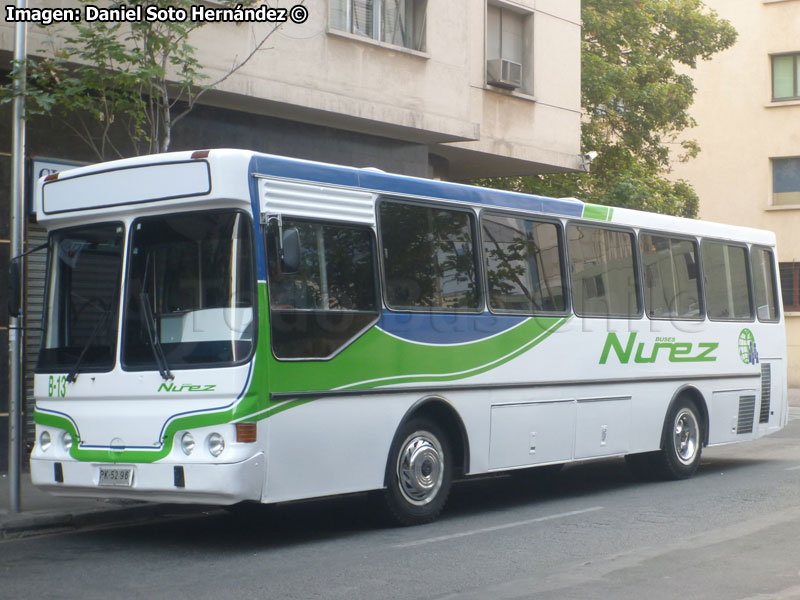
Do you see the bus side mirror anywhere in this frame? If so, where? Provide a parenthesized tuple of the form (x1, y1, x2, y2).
(280, 228, 301, 274)
(8, 258, 21, 318)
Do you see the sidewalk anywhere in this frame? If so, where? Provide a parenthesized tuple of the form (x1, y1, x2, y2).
(0, 472, 214, 540)
(3, 389, 800, 540)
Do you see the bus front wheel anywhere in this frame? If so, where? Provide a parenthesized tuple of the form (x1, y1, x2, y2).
(382, 418, 453, 526)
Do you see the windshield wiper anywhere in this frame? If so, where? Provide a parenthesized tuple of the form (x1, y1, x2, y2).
(66, 309, 112, 384)
(139, 292, 174, 381)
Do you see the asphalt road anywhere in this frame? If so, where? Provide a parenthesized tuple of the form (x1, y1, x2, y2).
(3, 408, 800, 600)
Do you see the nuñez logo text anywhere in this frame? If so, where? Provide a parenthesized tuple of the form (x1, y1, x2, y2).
(599, 333, 718, 364)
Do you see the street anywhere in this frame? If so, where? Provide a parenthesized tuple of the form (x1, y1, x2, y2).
(2, 408, 800, 600)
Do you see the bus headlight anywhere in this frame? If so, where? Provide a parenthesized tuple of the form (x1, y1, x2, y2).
(40, 431, 52, 452)
(61, 431, 73, 452)
(207, 433, 225, 457)
(181, 432, 195, 456)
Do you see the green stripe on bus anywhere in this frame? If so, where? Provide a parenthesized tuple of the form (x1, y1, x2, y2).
(582, 204, 613, 221)
(36, 283, 570, 463)
(267, 316, 569, 393)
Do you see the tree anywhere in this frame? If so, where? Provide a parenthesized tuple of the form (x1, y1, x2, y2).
(1, 0, 301, 160)
(481, 0, 737, 218)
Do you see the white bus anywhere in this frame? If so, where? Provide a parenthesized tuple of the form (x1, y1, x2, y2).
(27, 149, 787, 525)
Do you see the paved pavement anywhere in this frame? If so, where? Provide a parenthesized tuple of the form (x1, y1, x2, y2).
(0, 473, 217, 539)
(2, 388, 799, 540)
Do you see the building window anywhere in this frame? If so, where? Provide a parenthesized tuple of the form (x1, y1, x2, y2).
(772, 53, 800, 100)
(780, 263, 800, 312)
(330, 0, 427, 51)
(486, 3, 530, 92)
(772, 157, 800, 206)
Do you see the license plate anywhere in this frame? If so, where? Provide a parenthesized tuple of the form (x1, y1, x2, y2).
(98, 466, 133, 487)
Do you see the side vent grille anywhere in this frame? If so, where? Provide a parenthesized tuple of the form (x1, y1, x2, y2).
(737, 395, 756, 434)
(760, 363, 772, 424)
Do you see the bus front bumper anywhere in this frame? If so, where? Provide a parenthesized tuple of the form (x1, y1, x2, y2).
(29, 452, 265, 505)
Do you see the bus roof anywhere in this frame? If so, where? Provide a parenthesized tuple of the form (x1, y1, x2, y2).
(34, 149, 777, 246)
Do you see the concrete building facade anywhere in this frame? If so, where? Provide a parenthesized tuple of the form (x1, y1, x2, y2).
(669, 0, 800, 385)
(0, 0, 582, 470)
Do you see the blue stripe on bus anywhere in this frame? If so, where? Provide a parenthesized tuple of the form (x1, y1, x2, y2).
(248, 156, 268, 279)
(248, 153, 584, 218)
(376, 311, 528, 345)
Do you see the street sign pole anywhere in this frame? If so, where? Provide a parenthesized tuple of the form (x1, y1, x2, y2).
(9, 0, 28, 514)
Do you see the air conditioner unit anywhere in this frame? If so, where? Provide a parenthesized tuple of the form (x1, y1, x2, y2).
(487, 58, 522, 90)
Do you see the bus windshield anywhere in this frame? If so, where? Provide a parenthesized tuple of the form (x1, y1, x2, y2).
(122, 210, 256, 371)
(37, 223, 125, 374)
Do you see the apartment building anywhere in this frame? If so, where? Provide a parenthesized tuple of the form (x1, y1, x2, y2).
(670, 0, 800, 385)
(0, 0, 583, 469)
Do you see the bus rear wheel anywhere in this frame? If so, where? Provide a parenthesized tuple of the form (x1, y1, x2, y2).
(382, 418, 453, 526)
(660, 397, 703, 479)
(626, 396, 703, 481)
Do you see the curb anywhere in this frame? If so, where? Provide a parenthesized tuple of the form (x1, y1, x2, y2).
(1, 503, 217, 540)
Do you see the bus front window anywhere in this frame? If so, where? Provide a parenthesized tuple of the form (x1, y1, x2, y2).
(122, 210, 255, 371)
(37, 223, 125, 376)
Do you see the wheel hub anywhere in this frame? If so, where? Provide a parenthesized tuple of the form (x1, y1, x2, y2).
(397, 433, 444, 506)
(673, 409, 699, 465)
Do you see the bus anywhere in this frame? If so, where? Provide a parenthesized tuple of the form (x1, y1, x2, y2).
(27, 149, 787, 525)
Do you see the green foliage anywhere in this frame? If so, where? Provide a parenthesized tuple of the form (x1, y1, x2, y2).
(0, 0, 286, 160)
(481, 0, 736, 218)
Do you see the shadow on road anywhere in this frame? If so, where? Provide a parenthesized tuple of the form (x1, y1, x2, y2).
(66, 453, 774, 550)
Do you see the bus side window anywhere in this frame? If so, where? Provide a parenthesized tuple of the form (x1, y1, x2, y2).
(567, 224, 640, 318)
(266, 218, 380, 359)
(379, 201, 480, 311)
(481, 213, 567, 314)
(639, 234, 702, 320)
(751, 246, 779, 322)
(701, 241, 753, 321)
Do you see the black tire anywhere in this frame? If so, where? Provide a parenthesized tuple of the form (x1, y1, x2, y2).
(626, 396, 703, 481)
(382, 418, 453, 526)
(657, 396, 703, 479)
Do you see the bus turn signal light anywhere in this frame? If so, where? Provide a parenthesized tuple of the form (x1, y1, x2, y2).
(236, 422, 257, 443)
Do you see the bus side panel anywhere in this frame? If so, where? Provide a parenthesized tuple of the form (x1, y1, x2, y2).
(708, 389, 758, 444)
(488, 401, 576, 469)
(262, 396, 408, 503)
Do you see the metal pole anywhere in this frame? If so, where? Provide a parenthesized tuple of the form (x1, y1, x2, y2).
(9, 0, 28, 514)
